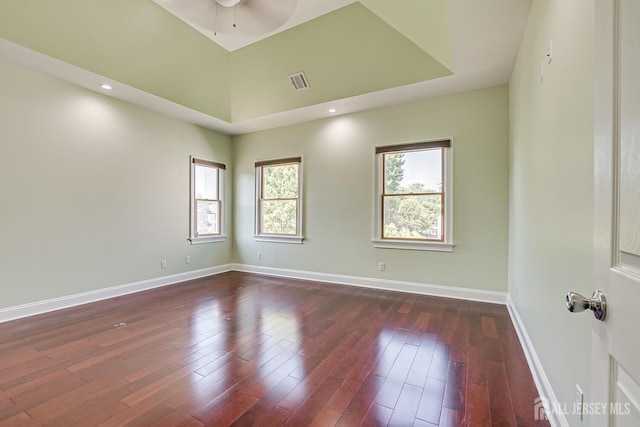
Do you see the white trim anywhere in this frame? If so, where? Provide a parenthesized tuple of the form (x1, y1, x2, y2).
(372, 239, 455, 252)
(190, 156, 226, 241)
(254, 235, 304, 244)
(189, 235, 227, 245)
(0, 265, 232, 324)
(373, 138, 454, 251)
(507, 296, 569, 427)
(0, 263, 506, 326)
(231, 263, 506, 304)
(254, 158, 304, 242)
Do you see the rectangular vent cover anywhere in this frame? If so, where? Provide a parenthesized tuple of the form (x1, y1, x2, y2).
(288, 72, 310, 91)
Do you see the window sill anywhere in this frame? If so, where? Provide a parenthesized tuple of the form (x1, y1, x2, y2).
(372, 239, 455, 252)
(255, 235, 304, 244)
(189, 235, 226, 245)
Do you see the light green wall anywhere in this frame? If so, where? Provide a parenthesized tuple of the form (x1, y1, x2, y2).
(0, 60, 509, 314)
(230, 3, 451, 122)
(0, 1, 453, 124)
(232, 86, 510, 292)
(0, 0, 231, 121)
(509, 0, 594, 423)
(0, 60, 233, 310)
(359, 0, 453, 71)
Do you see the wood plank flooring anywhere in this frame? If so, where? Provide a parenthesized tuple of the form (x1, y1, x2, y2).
(0, 272, 549, 426)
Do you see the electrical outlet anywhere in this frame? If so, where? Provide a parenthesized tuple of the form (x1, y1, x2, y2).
(185, 256, 191, 264)
(161, 259, 167, 269)
(576, 384, 584, 421)
(378, 262, 385, 271)
(257, 252, 262, 260)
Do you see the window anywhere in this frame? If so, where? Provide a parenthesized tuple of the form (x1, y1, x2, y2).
(190, 157, 226, 244)
(374, 139, 454, 251)
(255, 157, 303, 243)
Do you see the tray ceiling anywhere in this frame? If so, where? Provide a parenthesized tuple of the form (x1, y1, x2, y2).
(0, 0, 532, 134)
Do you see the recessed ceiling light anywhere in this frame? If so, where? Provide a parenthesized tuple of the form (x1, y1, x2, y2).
(329, 108, 337, 113)
(99, 84, 113, 90)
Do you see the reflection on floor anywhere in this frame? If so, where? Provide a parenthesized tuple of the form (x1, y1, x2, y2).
(0, 271, 549, 426)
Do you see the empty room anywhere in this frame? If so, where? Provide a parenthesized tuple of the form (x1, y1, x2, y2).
(1, 0, 639, 426)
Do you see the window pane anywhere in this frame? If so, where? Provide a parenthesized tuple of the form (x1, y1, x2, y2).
(261, 199, 297, 235)
(384, 149, 442, 194)
(383, 194, 442, 240)
(263, 164, 298, 199)
(196, 200, 219, 235)
(195, 165, 218, 200)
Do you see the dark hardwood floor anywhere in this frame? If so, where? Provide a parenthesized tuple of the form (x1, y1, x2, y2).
(0, 272, 549, 426)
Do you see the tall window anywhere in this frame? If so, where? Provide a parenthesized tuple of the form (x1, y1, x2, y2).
(190, 157, 226, 243)
(255, 157, 303, 243)
(374, 140, 454, 251)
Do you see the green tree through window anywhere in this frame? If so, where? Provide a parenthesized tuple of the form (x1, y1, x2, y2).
(262, 164, 298, 234)
(381, 146, 445, 241)
(190, 157, 226, 243)
(256, 157, 302, 239)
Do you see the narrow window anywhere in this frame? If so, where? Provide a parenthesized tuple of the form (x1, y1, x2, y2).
(255, 157, 303, 243)
(190, 157, 226, 243)
(374, 140, 454, 251)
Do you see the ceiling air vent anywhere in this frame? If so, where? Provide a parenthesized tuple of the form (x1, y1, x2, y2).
(288, 72, 310, 91)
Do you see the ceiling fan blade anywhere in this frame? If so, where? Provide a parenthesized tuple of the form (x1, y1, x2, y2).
(246, 0, 298, 26)
(157, 0, 298, 36)
(154, 0, 218, 31)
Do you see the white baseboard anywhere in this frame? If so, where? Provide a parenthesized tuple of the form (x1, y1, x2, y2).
(0, 264, 233, 324)
(0, 263, 507, 324)
(507, 295, 568, 427)
(1, 264, 564, 425)
(231, 263, 507, 304)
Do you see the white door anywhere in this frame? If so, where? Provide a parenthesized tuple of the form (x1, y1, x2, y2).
(590, 0, 640, 425)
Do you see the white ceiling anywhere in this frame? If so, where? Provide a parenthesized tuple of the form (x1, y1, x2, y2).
(0, 0, 532, 135)
(152, 0, 358, 52)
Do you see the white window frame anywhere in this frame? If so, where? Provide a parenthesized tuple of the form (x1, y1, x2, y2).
(373, 139, 454, 252)
(189, 156, 226, 244)
(254, 157, 304, 244)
